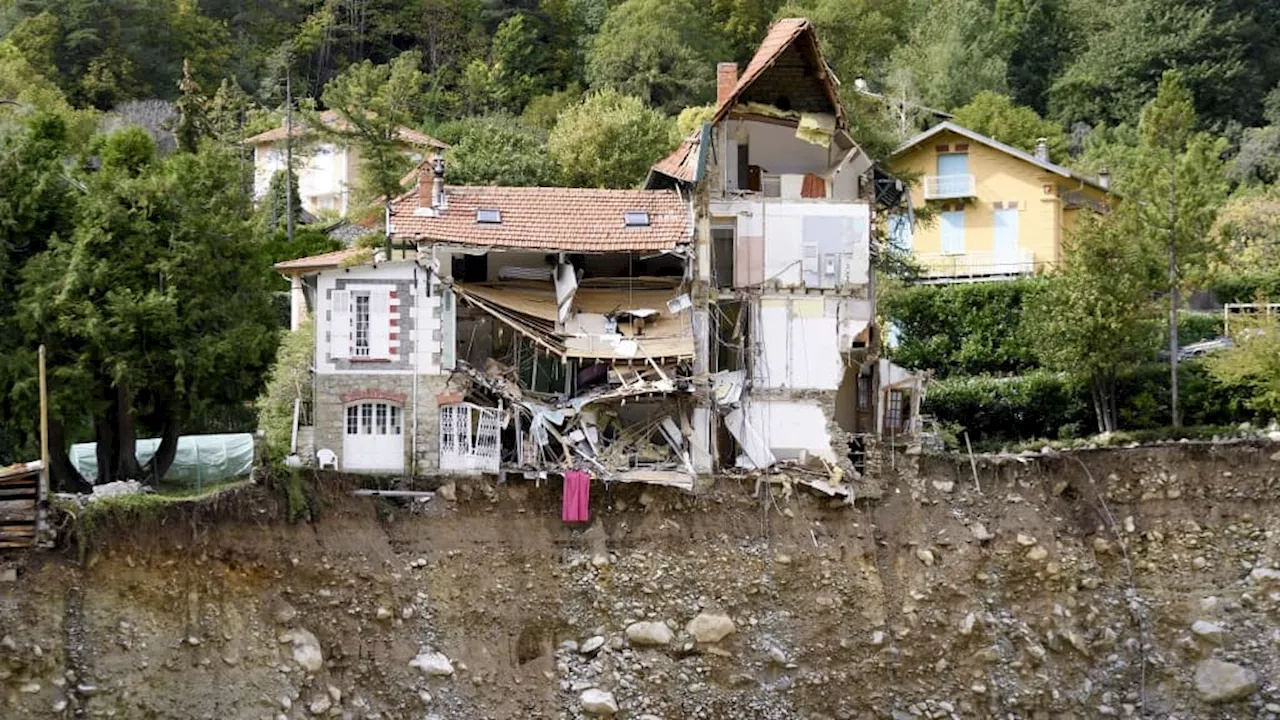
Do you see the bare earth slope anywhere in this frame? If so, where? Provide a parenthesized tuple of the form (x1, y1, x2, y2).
(2, 442, 1280, 719)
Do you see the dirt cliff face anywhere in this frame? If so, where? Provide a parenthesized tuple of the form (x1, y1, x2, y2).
(2, 443, 1280, 719)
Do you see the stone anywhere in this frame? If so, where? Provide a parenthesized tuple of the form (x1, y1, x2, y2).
(1248, 567, 1280, 585)
(869, 630, 885, 646)
(1027, 545, 1049, 561)
(1191, 621, 1227, 644)
(626, 621, 673, 646)
(1194, 659, 1258, 703)
(1016, 533, 1037, 546)
(580, 688, 618, 715)
(0, 567, 16, 583)
(580, 636, 605, 655)
(280, 628, 324, 673)
(410, 650, 455, 677)
(437, 482, 456, 502)
(932, 480, 955, 493)
(375, 607, 393, 621)
(309, 695, 332, 715)
(959, 612, 978, 636)
(273, 603, 298, 625)
(970, 523, 994, 542)
(686, 612, 736, 643)
(916, 549, 935, 566)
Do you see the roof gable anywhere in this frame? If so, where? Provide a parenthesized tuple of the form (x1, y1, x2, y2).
(244, 110, 448, 149)
(893, 121, 1109, 192)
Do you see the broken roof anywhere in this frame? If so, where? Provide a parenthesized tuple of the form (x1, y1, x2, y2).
(649, 17, 845, 185)
(389, 186, 691, 253)
(244, 110, 448, 149)
(894, 121, 1112, 193)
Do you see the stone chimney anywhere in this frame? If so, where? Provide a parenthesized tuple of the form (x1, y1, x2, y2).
(717, 62, 738, 106)
(1034, 137, 1049, 162)
(1098, 165, 1111, 190)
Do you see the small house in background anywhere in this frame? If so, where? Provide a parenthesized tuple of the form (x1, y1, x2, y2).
(275, 18, 926, 492)
(246, 110, 448, 217)
(889, 121, 1114, 283)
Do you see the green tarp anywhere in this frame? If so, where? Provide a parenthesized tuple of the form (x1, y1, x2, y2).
(69, 433, 255, 488)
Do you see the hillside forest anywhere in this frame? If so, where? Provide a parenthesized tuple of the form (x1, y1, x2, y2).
(4, 0, 1280, 476)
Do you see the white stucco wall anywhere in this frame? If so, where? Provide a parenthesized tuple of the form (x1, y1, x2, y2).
(707, 199, 870, 289)
(253, 141, 354, 217)
(314, 262, 448, 377)
(744, 399, 837, 463)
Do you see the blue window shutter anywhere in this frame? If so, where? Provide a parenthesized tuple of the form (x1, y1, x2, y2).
(936, 153, 969, 177)
(941, 211, 965, 254)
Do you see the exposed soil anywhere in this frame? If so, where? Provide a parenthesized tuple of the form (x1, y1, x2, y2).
(3, 442, 1280, 719)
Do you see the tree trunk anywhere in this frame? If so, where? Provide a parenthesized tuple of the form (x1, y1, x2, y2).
(48, 419, 92, 494)
(113, 384, 144, 481)
(143, 413, 181, 483)
(94, 385, 118, 485)
(1107, 370, 1119, 433)
(1169, 247, 1180, 428)
(1090, 377, 1105, 434)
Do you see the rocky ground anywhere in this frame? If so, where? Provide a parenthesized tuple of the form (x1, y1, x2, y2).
(2, 441, 1280, 719)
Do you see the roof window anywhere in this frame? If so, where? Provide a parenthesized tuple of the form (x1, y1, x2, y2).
(623, 210, 650, 227)
(476, 208, 502, 224)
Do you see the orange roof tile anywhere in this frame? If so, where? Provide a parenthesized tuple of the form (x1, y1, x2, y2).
(389, 185, 690, 252)
(245, 110, 448, 149)
(273, 248, 363, 274)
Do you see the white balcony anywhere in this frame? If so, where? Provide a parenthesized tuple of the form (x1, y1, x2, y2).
(915, 250, 1037, 281)
(923, 174, 977, 200)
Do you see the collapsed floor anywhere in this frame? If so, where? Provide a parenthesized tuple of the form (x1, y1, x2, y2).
(3, 442, 1280, 719)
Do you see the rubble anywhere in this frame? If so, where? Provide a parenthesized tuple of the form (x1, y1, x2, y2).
(1193, 659, 1258, 703)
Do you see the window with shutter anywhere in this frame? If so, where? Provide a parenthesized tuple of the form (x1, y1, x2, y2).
(370, 288, 391, 359)
(331, 290, 351, 358)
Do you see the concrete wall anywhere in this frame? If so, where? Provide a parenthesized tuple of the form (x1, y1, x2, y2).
(707, 199, 871, 289)
(743, 398, 838, 464)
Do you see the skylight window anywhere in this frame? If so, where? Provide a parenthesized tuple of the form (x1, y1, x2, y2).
(624, 210, 650, 227)
(476, 208, 502, 224)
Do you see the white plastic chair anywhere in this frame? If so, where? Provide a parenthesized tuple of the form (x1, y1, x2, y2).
(316, 448, 337, 470)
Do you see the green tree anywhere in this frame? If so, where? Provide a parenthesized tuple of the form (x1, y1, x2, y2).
(436, 115, 561, 186)
(889, 0, 1008, 112)
(18, 129, 278, 486)
(586, 0, 723, 114)
(952, 90, 1067, 156)
(1024, 213, 1160, 433)
(520, 84, 583, 130)
(1212, 186, 1280, 275)
(489, 13, 550, 112)
(1204, 317, 1280, 419)
(1122, 71, 1229, 426)
(170, 59, 209, 153)
(256, 319, 316, 462)
(548, 89, 674, 188)
(995, 0, 1072, 113)
(318, 51, 426, 252)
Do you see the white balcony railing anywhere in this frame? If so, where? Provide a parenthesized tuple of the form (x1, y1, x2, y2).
(915, 250, 1036, 280)
(923, 174, 977, 200)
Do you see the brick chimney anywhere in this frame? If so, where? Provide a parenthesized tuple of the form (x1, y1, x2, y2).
(418, 152, 447, 211)
(717, 62, 738, 106)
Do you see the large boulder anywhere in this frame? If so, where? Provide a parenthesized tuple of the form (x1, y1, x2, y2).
(686, 612, 736, 643)
(580, 688, 618, 715)
(279, 628, 324, 673)
(409, 650, 455, 677)
(625, 621, 673, 646)
(1194, 659, 1258, 703)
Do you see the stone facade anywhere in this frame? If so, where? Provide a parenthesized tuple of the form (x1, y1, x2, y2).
(312, 372, 452, 474)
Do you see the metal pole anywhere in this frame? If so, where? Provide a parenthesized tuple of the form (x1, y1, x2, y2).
(285, 65, 295, 244)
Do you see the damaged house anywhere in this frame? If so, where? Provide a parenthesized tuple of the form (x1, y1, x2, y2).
(646, 18, 919, 485)
(276, 18, 920, 495)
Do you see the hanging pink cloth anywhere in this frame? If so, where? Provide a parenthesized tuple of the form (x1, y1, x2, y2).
(562, 470, 591, 523)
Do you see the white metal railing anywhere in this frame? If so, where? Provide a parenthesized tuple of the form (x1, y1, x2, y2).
(923, 174, 977, 200)
(915, 250, 1036, 280)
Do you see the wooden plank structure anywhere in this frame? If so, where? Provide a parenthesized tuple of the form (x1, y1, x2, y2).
(0, 460, 42, 550)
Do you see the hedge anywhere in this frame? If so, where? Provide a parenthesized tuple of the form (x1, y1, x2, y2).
(1210, 272, 1280, 303)
(882, 279, 1046, 377)
(925, 360, 1248, 447)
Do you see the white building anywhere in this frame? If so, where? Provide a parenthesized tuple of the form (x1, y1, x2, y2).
(246, 110, 447, 217)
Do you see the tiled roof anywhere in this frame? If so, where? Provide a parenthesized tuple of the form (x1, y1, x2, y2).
(650, 18, 842, 184)
(244, 110, 448, 149)
(389, 185, 691, 252)
(273, 248, 363, 273)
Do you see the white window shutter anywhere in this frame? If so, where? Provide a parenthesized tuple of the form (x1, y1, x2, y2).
(331, 290, 351, 358)
(370, 288, 391, 359)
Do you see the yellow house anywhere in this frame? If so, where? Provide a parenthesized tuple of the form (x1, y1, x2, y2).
(889, 121, 1114, 282)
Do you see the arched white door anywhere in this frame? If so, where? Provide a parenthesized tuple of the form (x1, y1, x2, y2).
(342, 401, 405, 473)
